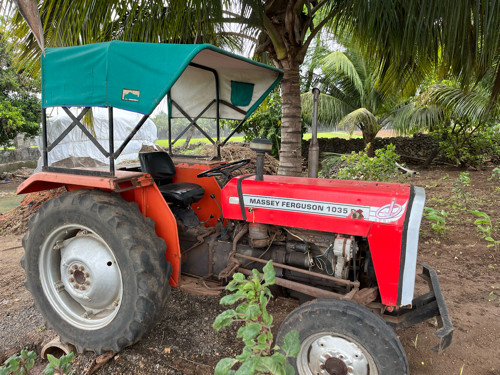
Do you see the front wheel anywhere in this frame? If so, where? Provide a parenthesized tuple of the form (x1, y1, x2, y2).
(276, 299, 408, 375)
(22, 190, 171, 354)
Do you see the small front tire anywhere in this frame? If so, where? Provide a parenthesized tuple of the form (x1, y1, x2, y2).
(276, 298, 408, 375)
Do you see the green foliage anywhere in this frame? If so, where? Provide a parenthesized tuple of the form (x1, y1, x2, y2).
(0, 350, 36, 375)
(431, 122, 500, 167)
(0, 20, 40, 148)
(332, 144, 406, 182)
(451, 172, 471, 209)
(213, 261, 299, 375)
(1, 351, 75, 375)
(41, 353, 75, 375)
(424, 207, 448, 236)
(489, 168, 500, 181)
(470, 210, 500, 249)
(224, 90, 284, 158)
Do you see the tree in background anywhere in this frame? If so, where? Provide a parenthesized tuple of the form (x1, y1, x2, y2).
(392, 75, 500, 167)
(333, 0, 500, 107)
(4, 0, 230, 74)
(226, 1, 348, 175)
(301, 43, 407, 156)
(0, 20, 40, 148)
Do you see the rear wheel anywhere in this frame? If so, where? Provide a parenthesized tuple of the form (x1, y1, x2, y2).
(276, 299, 408, 375)
(22, 189, 171, 354)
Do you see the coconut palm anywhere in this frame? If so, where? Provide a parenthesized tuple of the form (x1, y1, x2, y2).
(302, 45, 406, 156)
(391, 77, 500, 166)
(3, 0, 353, 176)
(2, 0, 231, 74)
(333, 0, 500, 105)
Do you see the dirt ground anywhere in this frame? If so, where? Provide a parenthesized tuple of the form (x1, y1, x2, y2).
(0, 164, 499, 375)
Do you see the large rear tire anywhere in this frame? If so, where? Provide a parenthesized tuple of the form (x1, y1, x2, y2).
(22, 189, 171, 354)
(277, 298, 408, 375)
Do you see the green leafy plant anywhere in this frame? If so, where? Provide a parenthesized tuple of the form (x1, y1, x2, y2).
(489, 167, 500, 181)
(332, 144, 406, 182)
(41, 353, 75, 375)
(470, 210, 499, 248)
(430, 118, 500, 168)
(451, 172, 471, 209)
(213, 260, 300, 374)
(1, 351, 75, 375)
(0, 350, 36, 375)
(424, 207, 448, 236)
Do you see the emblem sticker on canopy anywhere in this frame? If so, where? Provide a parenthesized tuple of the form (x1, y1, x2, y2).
(122, 89, 140, 102)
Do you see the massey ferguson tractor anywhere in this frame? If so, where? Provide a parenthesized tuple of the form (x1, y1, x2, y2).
(15, 41, 452, 374)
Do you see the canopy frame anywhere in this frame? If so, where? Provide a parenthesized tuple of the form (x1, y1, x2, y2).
(166, 62, 252, 158)
(40, 42, 283, 177)
(41, 107, 152, 177)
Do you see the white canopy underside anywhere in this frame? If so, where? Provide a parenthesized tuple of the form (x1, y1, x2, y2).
(170, 49, 280, 120)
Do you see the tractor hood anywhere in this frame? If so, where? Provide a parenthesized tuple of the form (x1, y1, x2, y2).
(221, 175, 426, 307)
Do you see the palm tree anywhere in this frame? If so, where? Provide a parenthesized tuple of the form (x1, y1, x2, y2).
(392, 77, 500, 166)
(302, 45, 405, 156)
(3, 0, 230, 74)
(4, 0, 351, 176)
(333, 0, 500, 106)
(223, 1, 349, 176)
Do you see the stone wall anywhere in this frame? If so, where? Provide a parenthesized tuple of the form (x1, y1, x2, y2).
(302, 133, 448, 164)
(0, 148, 39, 173)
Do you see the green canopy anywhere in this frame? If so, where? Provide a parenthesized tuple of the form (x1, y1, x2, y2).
(42, 41, 283, 119)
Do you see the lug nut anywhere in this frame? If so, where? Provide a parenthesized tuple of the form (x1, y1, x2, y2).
(68, 270, 74, 275)
(69, 277, 75, 282)
(84, 272, 89, 277)
(85, 281, 90, 285)
(79, 266, 84, 271)
(80, 286, 86, 290)
(73, 284, 79, 289)
(72, 265, 78, 270)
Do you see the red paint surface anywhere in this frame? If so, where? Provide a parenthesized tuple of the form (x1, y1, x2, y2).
(121, 186, 181, 286)
(222, 174, 412, 306)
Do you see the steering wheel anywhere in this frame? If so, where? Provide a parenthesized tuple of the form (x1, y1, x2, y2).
(197, 159, 251, 181)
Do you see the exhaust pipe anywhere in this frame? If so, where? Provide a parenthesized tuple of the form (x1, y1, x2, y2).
(308, 87, 320, 178)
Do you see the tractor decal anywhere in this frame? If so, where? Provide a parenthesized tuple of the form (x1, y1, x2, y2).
(228, 194, 407, 223)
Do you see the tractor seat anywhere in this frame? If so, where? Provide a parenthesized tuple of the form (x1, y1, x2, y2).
(139, 152, 205, 207)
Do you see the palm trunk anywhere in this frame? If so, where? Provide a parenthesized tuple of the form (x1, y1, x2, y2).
(182, 125, 195, 150)
(278, 60, 303, 176)
(362, 130, 377, 157)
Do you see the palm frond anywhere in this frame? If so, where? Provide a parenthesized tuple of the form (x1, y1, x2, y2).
(428, 84, 496, 122)
(301, 91, 355, 127)
(321, 50, 366, 100)
(337, 107, 379, 135)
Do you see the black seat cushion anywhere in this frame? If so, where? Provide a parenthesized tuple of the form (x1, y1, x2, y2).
(139, 152, 205, 206)
(158, 182, 205, 206)
(139, 151, 176, 185)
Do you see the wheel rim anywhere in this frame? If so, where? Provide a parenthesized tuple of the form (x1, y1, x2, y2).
(297, 332, 378, 375)
(39, 224, 123, 330)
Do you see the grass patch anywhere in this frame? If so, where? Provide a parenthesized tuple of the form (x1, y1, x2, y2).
(303, 132, 361, 140)
(156, 132, 359, 147)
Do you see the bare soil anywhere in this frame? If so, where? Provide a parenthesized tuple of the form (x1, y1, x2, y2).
(0, 165, 499, 374)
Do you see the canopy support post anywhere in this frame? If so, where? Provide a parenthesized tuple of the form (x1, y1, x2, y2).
(108, 107, 115, 177)
(42, 108, 48, 169)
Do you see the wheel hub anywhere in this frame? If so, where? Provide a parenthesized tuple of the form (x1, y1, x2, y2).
(324, 357, 348, 375)
(298, 334, 373, 375)
(60, 234, 121, 311)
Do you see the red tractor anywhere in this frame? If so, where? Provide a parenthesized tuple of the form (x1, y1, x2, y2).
(17, 41, 452, 374)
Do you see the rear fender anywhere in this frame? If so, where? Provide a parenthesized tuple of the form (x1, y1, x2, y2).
(17, 171, 182, 286)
